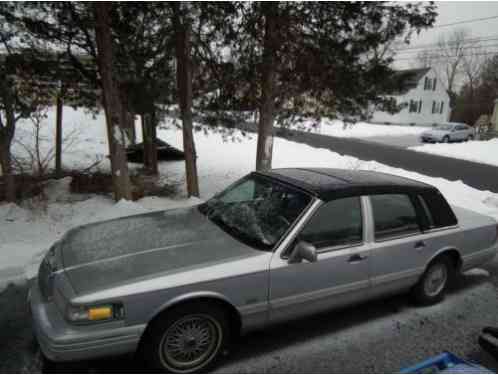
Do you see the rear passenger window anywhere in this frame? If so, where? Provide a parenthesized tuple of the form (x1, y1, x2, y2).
(300, 197, 363, 249)
(370, 194, 420, 240)
(419, 191, 458, 228)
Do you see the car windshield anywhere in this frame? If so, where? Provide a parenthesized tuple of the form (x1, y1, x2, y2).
(435, 124, 453, 131)
(199, 175, 312, 251)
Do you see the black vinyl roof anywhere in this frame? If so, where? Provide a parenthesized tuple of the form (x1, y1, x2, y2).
(256, 168, 437, 201)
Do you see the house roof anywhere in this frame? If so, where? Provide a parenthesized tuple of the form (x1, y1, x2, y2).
(256, 168, 436, 201)
(392, 67, 431, 95)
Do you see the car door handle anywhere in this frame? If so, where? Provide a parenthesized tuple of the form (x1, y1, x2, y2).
(414, 240, 426, 250)
(348, 254, 367, 263)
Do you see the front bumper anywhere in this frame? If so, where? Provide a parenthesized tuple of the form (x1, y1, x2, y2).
(29, 281, 146, 362)
(420, 135, 441, 143)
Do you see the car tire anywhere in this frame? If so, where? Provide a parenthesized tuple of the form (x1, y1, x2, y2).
(141, 303, 231, 373)
(412, 256, 453, 305)
(442, 135, 450, 143)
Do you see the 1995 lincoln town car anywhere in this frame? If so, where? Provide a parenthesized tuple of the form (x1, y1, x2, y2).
(30, 168, 498, 372)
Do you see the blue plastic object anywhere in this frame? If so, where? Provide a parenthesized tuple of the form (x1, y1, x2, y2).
(400, 352, 494, 374)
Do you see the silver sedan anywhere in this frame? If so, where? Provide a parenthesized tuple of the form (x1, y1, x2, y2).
(421, 123, 475, 143)
(30, 168, 498, 373)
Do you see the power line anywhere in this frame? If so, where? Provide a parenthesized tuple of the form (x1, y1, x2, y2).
(395, 34, 498, 52)
(394, 50, 498, 61)
(433, 14, 498, 29)
(395, 41, 498, 56)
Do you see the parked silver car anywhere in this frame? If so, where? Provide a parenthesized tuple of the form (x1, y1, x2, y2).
(421, 122, 475, 143)
(30, 168, 498, 372)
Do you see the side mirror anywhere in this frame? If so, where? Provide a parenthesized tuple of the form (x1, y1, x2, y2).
(288, 241, 317, 264)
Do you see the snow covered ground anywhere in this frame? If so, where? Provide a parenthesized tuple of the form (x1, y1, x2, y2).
(292, 118, 427, 138)
(1, 107, 498, 292)
(410, 138, 498, 167)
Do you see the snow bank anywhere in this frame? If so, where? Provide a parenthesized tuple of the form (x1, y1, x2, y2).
(289, 118, 427, 138)
(410, 138, 498, 167)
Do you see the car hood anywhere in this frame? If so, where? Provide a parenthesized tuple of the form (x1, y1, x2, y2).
(60, 206, 263, 295)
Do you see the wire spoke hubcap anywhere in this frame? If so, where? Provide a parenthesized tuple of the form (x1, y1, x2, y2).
(160, 314, 222, 371)
(424, 264, 448, 297)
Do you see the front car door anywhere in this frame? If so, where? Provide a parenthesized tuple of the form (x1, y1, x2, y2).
(269, 196, 371, 324)
(366, 193, 429, 298)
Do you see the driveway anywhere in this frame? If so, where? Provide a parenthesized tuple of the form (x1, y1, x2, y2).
(1, 260, 498, 373)
(282, 130, 498, 193)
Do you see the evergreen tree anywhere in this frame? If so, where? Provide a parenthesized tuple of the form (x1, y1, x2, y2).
(0, 3, 57, 201)
(224, 2, 437, 171)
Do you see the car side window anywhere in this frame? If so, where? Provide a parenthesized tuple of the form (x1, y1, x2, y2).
(370, 194, 421, 240)
(299, 197, 363, 250)
(419, 192, 458, 228)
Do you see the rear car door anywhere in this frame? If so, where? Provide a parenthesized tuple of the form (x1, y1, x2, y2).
(367, 194, 428, 298)
(455, 125, 467, 140)
(269, 196, 370, 324)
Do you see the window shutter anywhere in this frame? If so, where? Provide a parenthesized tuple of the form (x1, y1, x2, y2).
(418, 100, 422, 113)
(432, 101, 436, 114)
(440, 101, 444, 114)
(433, 78, 437, 91)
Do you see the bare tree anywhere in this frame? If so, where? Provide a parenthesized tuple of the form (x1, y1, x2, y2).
(93, 2, 133, 201)
(416, 29, 470, 102)
(461, 43, 484, 95)
(14, 107, 79, 177)
(439, 29, 469, 97)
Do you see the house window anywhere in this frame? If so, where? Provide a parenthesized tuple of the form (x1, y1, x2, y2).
(418, 100, 422, 113)
(424, 77, 429, 90)
(432, 78, 437, 91)
(409, 100, 418, 113)
(432, 101, 444, 114)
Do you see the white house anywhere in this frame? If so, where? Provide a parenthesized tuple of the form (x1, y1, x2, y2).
(370, 67, 451, 126)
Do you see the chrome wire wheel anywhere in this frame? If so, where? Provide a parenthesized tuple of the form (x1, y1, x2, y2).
(159, 314, 223, 373)
(424, 263, 448, 297)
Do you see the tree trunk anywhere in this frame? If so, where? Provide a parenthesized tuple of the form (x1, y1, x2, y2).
(55, 92, 63, 178)
(173, 3, 200, 197)
(93, 2, 133, 201)
(127, 111, 136, 145)
(0, 92, 17, 202)
(0, 141, 15, 202)
(141, 112, 158, 175)
(120, 93, 136, 145)
(255, 3, 278, 172)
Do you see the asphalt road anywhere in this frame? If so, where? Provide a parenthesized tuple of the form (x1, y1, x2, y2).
(1, 263, 498, 373)
(365, 134, 423, 148)
(281, 130, 498, 193)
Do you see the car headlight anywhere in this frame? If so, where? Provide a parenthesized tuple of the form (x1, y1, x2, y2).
(66, 303, 125, 323)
